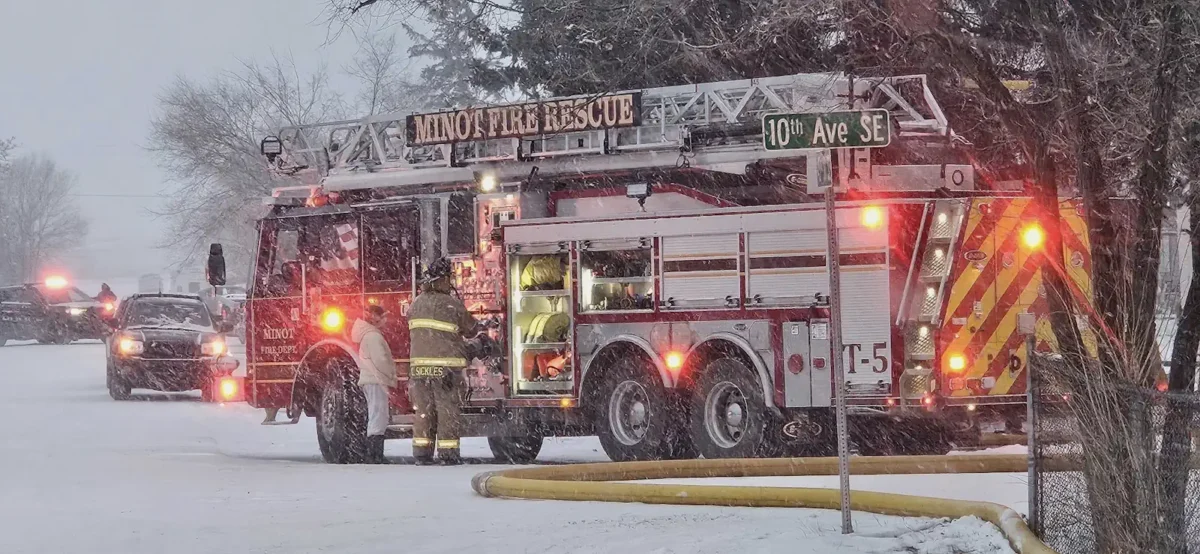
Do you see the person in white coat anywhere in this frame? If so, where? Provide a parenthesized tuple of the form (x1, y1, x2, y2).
(351, 305, 397, 464)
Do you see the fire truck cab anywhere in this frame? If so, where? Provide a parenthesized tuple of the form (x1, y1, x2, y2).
(245, 73, 1072, 463)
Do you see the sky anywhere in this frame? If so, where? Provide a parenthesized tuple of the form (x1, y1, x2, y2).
(0, 0, 391, 287)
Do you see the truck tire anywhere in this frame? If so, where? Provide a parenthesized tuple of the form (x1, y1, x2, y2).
(594, 357, 673, 462)
(689, 357, 767, 459)
(315, 370, 368, 464)
(107, 365, 131, 401)
(488, 435, 544, 464)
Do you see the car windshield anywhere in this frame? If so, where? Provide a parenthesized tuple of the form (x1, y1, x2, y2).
(36, 286, 93, 304)
(127, 298, 212, 330)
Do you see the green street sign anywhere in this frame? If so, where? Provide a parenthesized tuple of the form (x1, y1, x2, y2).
(762, 109, 891, 150)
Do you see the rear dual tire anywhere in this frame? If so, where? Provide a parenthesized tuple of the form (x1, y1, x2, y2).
(593, 357, 694, 462)
(689, 357, 768, 459)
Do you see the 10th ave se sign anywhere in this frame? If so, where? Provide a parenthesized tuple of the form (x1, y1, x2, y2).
(762, 109, 892, 150)
(406, 92, 642, 147)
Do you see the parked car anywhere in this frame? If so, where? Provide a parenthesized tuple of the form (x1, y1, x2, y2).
(0, 278, 108, 345)
(105, 293, 238, 401)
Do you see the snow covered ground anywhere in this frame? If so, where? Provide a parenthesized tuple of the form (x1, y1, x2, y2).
(0, 341, 1023, 553)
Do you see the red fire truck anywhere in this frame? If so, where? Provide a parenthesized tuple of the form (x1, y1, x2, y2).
(240, 73, 1084, 463)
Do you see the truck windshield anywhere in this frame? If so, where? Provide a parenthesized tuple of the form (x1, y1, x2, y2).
(128, 299, 213, 330)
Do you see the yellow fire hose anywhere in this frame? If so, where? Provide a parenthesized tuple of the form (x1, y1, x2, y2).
(472, 454, 1056, 554)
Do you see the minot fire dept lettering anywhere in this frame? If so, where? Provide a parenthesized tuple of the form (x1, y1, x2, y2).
(262, 327, 294, 340)
(405, 93, 641, 146)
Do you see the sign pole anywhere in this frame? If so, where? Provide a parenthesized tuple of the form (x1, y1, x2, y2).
(826, 186, 853, 534)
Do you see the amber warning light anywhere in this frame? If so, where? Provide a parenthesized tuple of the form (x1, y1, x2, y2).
(664, 352, 684, 372)
(44, 275, 68, 289)
(220, 378, 239, 401)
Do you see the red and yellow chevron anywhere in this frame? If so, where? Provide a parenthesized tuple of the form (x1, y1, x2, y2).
(937, 197, 1094, 397)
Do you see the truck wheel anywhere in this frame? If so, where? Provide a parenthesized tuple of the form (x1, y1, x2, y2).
(488, 435, 544, 463)
(315, 372, 368, 464)
(689, 357, 767, 459)
(107, 365, 131, 401)
(595, 358, 672, 461)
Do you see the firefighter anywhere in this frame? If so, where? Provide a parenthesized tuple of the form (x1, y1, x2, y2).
(351, 304, 397, 464)
(96, 283, 119, 321)
(408, 258, 479, 465)
(96, 283, 117, 306)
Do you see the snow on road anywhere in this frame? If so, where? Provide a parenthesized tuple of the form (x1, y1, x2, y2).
(0, 342, 1019, 553)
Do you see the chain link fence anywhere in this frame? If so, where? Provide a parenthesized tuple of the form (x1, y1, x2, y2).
(1030, 352, 1200, 553)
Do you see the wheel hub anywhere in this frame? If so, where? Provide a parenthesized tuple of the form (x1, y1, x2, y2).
(705, 381, 749, 449)
(609, 380, 651, 446)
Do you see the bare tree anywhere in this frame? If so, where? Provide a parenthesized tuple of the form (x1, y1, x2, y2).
(344, 31, 419, 114)
(0, 154, 88, 282)
(148, 55, 345, 280)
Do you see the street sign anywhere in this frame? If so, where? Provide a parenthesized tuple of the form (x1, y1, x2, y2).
(763, 109, 891, 150)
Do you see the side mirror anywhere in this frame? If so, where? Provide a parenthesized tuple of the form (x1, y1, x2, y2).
(217, 320, 235, 334)
(207, 243, 227, 287)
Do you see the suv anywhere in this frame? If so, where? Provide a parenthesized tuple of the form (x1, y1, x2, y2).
(105, 294, 238, 401)
(0, 282, 108, 345)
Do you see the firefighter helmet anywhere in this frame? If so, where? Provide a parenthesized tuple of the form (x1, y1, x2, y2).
(421, 258, 453, 285)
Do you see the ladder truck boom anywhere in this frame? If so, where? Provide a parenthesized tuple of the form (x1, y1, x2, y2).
(264, 73, 962, 196)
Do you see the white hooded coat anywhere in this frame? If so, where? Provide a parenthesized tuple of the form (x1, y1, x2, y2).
(351, 319, 398, 388)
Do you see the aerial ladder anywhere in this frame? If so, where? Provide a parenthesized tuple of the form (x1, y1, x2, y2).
(261, 73, 975, 197)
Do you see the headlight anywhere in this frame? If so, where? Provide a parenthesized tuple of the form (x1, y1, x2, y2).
(68, 308, 86, 317)
(118, 337, 144, 356)
(202, 339, 226, 357)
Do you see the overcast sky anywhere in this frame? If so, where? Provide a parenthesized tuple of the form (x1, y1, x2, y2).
(0, 0, 386, 287)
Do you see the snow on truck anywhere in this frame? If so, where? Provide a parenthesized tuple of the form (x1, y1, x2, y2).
(241, 72, 1089, 463)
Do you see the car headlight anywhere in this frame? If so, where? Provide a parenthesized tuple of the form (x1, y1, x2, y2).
(201, 339, 226, 357)
(118, 337, 144, 356)
(68, 308, 86, 317)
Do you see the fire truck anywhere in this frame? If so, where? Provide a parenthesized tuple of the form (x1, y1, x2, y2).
(241, 72, 1086, 463)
